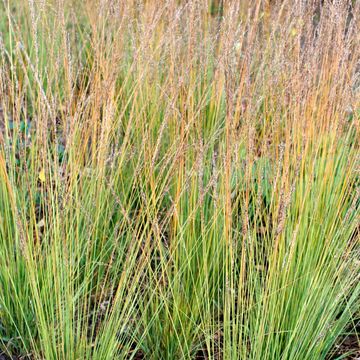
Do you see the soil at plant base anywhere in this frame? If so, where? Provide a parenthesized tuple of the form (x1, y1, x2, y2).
(329, 333, 360, 360)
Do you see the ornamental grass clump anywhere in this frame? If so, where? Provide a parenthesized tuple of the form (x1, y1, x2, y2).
(0, 1, 359, 359)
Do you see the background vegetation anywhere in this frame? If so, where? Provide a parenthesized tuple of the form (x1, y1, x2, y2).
(0, 0, 359, 359)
